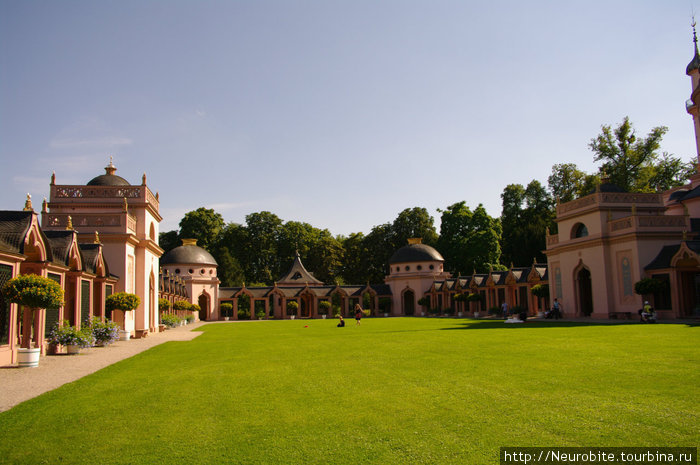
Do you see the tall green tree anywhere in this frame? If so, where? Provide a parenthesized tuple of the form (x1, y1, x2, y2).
(159, 230, 179, 253)
(339, 232, 369, 284)
(500, 181, 554, 266)
(392, 207, 438, 248)
(178, 207, 224, 251)
(589, 117, 693, 192)
(242, 211, 283, 284)
(548, 163, 599, 203)
(438, 201, 502, 274)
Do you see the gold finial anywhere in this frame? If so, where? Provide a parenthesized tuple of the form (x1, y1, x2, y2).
(66, 215, 73, 230)
(142, 173, 147, 185)
(546, 227, 550, 236)
(683, 203, 689, 216)
(105, 157, 117, 176)
(182, 238, 197, 246)
(156, 191, 159, 200)
(42, 198, 48, 213)
(50, 171, 56, 185)
(407, 238, 422, 245)
(123, 197, 128, 212)
(94, 231, 100, 244)
(23, 193, 33, 211)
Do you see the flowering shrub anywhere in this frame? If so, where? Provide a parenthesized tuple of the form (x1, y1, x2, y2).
(185, 315, 195, 323)
(49, 321, 93, 348)
(158, 298, 171, 312)
(172, 300, 191, 311)
(2, 274, 64, 309)
(86, 318, 120, 346)
(106, 292, 140, 312)
(160, 313, 180, 328)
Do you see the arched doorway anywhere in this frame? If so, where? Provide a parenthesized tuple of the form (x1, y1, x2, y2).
(198, 293, 209, 321)
(577, 268, 593, 316)
(403, 289, 415, 316)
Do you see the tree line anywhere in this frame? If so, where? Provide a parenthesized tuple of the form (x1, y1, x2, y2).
(161, 118, 695, 286)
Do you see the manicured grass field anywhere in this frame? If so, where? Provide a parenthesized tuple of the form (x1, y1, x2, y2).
(0, 318, 698, 464)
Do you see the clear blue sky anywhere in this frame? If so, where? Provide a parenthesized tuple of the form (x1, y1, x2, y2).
(1, 1, 698, 236)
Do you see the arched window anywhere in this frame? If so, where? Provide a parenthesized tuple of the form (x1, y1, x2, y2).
(571, 223, 588, 239)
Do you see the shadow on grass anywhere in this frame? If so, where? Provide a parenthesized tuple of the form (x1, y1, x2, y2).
(439, 319, 700, 330)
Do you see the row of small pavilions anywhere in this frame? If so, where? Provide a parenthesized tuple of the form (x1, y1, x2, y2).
(215, 261, 549, 320)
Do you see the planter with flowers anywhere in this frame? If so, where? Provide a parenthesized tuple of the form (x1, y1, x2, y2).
(48, 321, 93, 355)
(287, 301, 298, 319)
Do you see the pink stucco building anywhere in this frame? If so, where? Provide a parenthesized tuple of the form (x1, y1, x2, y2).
(545, 30, 700, 320)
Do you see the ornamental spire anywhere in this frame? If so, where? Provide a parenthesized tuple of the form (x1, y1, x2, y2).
(23, 194, 33, 211)
(687, 17, 700, 75)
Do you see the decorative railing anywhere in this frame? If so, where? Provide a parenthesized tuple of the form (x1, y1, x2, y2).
(45, 213, 137, 232)
(558, 192, 663, 215)
(609, 217, 632, 232)
(55, 186, 142, 199)
(51, 184, 159, 213)
(608, 215, 687, 233)
(546, 235, 559, 246)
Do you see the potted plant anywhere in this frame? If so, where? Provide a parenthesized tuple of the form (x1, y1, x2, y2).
(2, 273, 64, 367)
(87, 318, 120, 347)
(318, 300, 331, 319)
(530, 284, 549, 317)
(379, 297, 392, 317)
(190, 304, 201, 323)
(105, 292, 140, 341)
(287, 301, 298, 319)
(48, 321, 93, 354)
(454, 293, 465, 317)
(467, 293, 483, 318)
(160, 313, 179, 328)
(417, 297, 430, 316)
(220, 302, 233, 321)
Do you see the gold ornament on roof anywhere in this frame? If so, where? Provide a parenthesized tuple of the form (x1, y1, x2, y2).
(66, 215, 73, 230)
(142, 173, 147, 185)
(94, 231, 100, 244)
(123, 197, 128, 212)
(23, 194, 33, 211)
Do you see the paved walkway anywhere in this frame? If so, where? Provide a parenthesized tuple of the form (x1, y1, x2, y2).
(0, 322, 207, 412)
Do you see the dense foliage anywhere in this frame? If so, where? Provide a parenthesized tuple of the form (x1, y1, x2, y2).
(2, 274, 64, 309)
(48, 321, 93, 348)
(105, 292, 140, 312)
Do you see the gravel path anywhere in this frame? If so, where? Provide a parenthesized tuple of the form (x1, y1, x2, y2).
(0, 322, 207, 412)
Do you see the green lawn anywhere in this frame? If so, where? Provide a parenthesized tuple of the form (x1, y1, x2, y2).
(1, 318, 698, 464)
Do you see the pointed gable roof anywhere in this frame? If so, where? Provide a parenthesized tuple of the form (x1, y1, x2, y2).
(277, 251, 324, 286)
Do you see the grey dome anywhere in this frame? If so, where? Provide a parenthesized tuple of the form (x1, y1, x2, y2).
(87, 160, 130, 186)
(389, 243, 444, 264)
(87, 174, 130, 186)
(161, 241, 217, 266)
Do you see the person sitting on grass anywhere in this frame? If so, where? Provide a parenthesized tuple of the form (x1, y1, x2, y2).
(337, 315, 345, 327)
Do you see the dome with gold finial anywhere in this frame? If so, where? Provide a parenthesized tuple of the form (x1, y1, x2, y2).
(87, 157, 130, 186)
